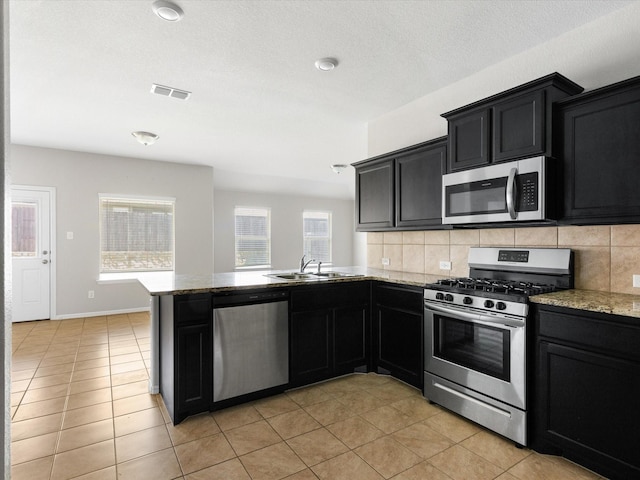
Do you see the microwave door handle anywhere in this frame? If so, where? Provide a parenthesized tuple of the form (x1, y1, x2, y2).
(506, 167, 518, 219)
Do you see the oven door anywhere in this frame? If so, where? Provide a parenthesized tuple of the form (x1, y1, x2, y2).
(424, 300, 526, 409)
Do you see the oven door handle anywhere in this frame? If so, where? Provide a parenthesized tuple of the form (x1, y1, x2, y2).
(506, 167, 518, 219)
(424, 300, 525, 328)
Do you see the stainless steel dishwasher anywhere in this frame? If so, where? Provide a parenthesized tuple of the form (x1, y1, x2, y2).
(213, 290, 289, 402)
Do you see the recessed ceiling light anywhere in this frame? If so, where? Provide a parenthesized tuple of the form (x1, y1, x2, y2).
(152, 0, 184, 22)
(315, 58, 338, 72)
(132, 131, 159, 146)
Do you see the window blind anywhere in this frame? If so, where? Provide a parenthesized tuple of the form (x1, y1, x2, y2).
(235, 207, 271, 267)
(100, 196, 175, 272)
(303, 211, 331, 263)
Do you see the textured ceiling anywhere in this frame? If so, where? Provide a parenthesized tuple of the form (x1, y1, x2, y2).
(8, 0, 632, 194)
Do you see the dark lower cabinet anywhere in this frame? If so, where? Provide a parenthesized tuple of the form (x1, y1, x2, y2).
(373, 283, 423, 389)
(557, 75, 640, 224)
(531, 304, 640, 479)
(290, 282, 370, 387)
(160, 293, 212, 424)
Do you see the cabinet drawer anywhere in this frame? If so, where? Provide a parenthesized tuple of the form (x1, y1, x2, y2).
(373, 283, 423, 313)
(538, 309, 640, 360)
(290, 282, 370, 311)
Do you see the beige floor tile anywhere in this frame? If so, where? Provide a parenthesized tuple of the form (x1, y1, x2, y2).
(11, 432, 58, 465)
(285, 469, 320, 480)
(115, 447, 182, 480)
(304, 398, 356, 426)
(11, 455, 54, 480)
(11, 368, 36, 381)
(11, 379, 31, 393)
(110, 352, 143, 365)
(391, 460, 454, 480)
(112, 392, 157, 416)
(354, 436, 422, 478)
(506, 452, 602, 480)
(334, 390, 388, 413)
(213, 403, 263, 431)
(461, 430, 531, 470)
(28, 372, 73, 389)
(327, 416, 385, 449)
(71, 366, 111, 382)
(366, 381, 419, 403)
(286, 385, 334, 407)
(76, 349, 109, 362)
(110, 360, 146, 375)
(174, 433, 236, 474)
(165, 411, 221, 445)
(349, 373, 392, 389)
(392, 422, 454, 459)
(66, 387, 112, 410)
(69, 375, 112, 395)
(225, 419, 282, 456)
(34, 363, 74, 378)
(109, 345, 140, 356)
(267, 408, 322, 439)
(74, 356, 111, 371)
(360, 405, 414, 434)
(111, 369, 149, 387)
(429, 445, 505, 480)
(114, 406, 166, 437)
(50, 439, 116, 480)
(12, 413, 63, 442)
(71, 465, 117, 479)
(390, 396, 442, 421)
(111, 379, 148, 400)
(185, 458, 251, 480)
(62, 401, 113, 430)
(312, 451, 384, 480)
(13, 396, 67, 422)
(253, 394, 301, 418)
(240, 442, 306, 480)
(318, 377, 363, 396)
(39, 354, 77, 368)
(57, 418, 114, 453)
(21, 383, 69, 404)
(287, 428, 349, 467)
(424, 411, 481, 443)
(114, 425, 172, 463)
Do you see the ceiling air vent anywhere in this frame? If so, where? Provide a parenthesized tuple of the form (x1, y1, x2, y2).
(151, 84, 191, 100)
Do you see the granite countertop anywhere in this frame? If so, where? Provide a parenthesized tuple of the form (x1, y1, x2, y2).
(530, 289, 640, 319)
(137, 266, 446, 296)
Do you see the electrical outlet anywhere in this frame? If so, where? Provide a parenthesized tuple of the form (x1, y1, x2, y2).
(634, 275, 640, 288)
(88, 290, 95, 299)
(439, 260, 452, 270)
(381, 258, 390, 266)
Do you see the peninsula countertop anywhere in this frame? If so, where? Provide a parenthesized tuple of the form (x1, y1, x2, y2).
(137, 267, 447, 296)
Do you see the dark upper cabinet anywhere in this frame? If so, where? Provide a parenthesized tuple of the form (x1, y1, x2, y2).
(353, 137, 448, 232)
(395, 139, 447, 229)
(355, 158, 394, 230)
(557, 75, 640, 224)
(531, 305, 640, 479)
(442, 73, 583, 172)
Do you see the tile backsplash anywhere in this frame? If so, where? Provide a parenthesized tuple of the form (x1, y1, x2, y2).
(366, 225, 640, 295)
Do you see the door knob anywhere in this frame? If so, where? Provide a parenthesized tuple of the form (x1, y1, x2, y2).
(42, 259, 49, 264)
(43, 250, 49, 255)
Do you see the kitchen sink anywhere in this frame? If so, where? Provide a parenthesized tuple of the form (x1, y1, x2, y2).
(312, 272, 362, 278)
(266, 272, 316, 280)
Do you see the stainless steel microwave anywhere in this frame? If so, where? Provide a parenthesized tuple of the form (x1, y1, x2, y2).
(442, 156, 547, 225)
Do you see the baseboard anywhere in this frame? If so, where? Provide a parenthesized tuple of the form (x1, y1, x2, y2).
(53, 306, 150, 320)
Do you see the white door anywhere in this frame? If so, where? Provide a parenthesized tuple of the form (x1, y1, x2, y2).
(11, 187, 53, 322)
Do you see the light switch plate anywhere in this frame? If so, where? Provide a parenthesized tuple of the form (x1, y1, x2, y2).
(381, 258, 390, 266)
(66, 231, 74, 240)
(439, 261, 452, 270)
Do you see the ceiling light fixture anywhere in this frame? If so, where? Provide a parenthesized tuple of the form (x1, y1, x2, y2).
(315, 57, 338, 72)
(151, 83, 191, 100)
(151, 0, 184, 22)
(331, 164, 348, 174)
(132, 131, 159, 146)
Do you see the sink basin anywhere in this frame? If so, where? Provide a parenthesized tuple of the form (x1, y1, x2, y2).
(313, 272, 362, 278)
(266, 272, 316, 280)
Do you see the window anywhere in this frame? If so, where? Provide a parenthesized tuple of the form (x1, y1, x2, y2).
(235, 207, 271, 268)
(99, 196, 175, 273)
(303, 211, 332, 263)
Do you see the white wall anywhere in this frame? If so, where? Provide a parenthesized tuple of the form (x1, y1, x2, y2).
(11, 145, 214, 318)
(214, 189, 355, 273)
(368, 2, 640, 157)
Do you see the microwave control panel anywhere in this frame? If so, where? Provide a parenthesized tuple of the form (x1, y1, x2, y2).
(516, 172, 538, 211)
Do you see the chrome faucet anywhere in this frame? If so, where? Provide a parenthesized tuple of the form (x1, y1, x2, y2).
(299, 255, 315, 273)
(317, 261, 322, 274)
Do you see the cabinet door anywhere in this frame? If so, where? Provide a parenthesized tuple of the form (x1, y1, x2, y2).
(355, 159, 394, 230)
(447, 109, 491, 172)
(290, 310, 331, 387)
(537, 341, 640, 478)
(396, 142, 447, 229)
(333, 306, 369, 376)
(176, 323, 211, 419)
(492, 91, 544, 162)
(375, 305, 423, 388)
(560, 81, 640, 223)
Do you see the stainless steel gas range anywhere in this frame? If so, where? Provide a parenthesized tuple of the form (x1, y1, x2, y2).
(423, 247, 573, 446)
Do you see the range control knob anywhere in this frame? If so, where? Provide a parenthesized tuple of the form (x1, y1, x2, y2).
(445, 294, 454, 302)
(435, 293, 444, 300)
(484, 300, 495, 308)
(463, 297, 473, 305)
(496, 302, 507, 311)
